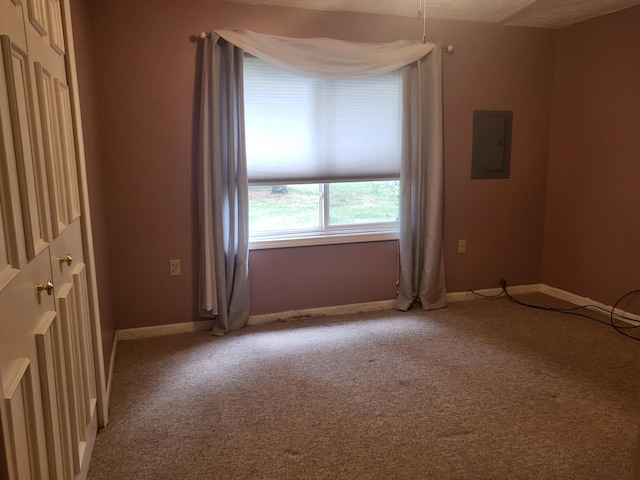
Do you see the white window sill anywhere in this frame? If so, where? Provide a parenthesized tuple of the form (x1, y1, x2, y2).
(249, 230, 398, 250)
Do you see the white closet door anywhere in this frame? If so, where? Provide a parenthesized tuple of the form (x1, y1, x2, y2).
(0, 0, 101, 478)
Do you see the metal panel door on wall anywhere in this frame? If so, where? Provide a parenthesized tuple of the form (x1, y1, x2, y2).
(0, 0, 102, 478)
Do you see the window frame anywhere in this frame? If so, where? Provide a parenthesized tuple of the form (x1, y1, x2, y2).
(248, 181, 399, 250)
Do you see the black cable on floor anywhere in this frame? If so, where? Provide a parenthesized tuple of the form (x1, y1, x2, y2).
(468, 286, 640, 342)
(610, 289, 640, 341)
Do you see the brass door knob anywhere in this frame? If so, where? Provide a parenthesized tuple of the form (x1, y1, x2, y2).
(58, 254, 73, 266)
(37, 280, 54, 296)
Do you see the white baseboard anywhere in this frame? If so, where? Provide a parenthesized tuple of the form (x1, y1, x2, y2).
(106, 332, 118, 409)
(110, 284, 640, 342)
(248, 300, 395, 326)
(111, 287, 537, 348)
(539, 284, 640, 324)
(116, 319, 215, 341)
(448, 283, 639, 324)
(447, 284, 541, 302)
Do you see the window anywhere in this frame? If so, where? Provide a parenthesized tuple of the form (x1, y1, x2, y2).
(243, 56, 402, 248)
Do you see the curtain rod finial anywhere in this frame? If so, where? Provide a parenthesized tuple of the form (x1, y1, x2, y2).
(200, 32, 208, 39)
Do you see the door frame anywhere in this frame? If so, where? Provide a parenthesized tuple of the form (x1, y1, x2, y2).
(59, 0, 108, 428)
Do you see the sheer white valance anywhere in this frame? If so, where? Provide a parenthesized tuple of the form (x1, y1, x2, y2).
(214, 28, 436, 79)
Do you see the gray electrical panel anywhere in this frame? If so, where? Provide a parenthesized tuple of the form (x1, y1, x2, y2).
(471, 110, 513, 179)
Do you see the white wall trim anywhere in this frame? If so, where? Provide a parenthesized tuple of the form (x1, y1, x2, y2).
(448, 283, 639, 324)
(106, 332, 118, 410)
(539, 284, 640, 325)
(116, 319, 216, 341)
(446, 284, 541, 302)
(248, 300, 395, 325)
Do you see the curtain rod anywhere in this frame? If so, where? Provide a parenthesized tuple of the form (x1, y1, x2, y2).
(198, 32, 454, 53)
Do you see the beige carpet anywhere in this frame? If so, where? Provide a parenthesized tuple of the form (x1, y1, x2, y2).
(88, 294, 640, 479)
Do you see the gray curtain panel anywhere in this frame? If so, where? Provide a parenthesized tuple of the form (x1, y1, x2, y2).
(198, 35, 251, 334)
(394, 47, 448, 311)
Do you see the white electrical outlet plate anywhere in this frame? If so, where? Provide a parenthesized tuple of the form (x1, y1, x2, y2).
(457, 239, 466, 254)
(169, 259, 181, 276)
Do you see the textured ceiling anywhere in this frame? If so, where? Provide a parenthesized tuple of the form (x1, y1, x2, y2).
(221, 0, 640, 28)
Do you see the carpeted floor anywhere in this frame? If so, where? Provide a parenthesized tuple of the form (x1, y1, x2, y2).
(88, 294, 640, 479)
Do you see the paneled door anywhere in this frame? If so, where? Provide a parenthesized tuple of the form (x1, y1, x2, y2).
(0, 0, 106, 478)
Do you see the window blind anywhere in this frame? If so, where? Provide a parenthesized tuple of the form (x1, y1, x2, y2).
(243, 56, 403, 184)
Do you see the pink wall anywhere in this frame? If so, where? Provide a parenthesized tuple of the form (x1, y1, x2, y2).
(543, 6, 640, 312)
(436, 20, 554, 291)
(250, 242, 398, 314)
(71, 0, 557, 357)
